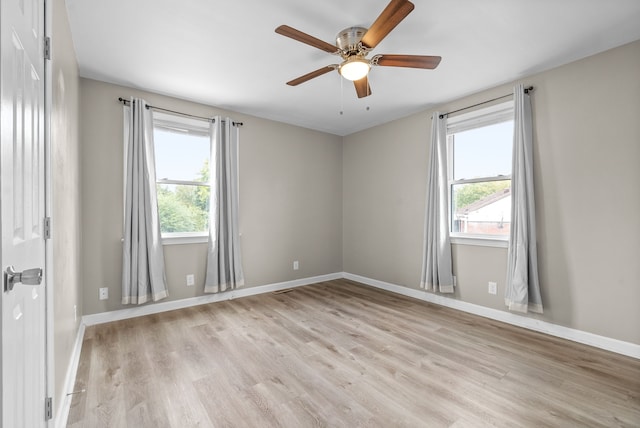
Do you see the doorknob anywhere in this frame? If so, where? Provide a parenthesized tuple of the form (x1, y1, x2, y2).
(4, 266, 43, 292)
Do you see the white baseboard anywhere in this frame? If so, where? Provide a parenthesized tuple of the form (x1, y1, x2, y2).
(55, 321, 85, 428)
(343, 272, 640, 360)
(82, 272, 342, 326)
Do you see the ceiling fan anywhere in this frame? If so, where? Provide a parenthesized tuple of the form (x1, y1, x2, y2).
(275, 0, 441, 98)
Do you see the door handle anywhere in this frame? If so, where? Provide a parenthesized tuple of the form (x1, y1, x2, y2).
(4, 266, 43, 292)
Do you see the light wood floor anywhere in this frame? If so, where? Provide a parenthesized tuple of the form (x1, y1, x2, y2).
(67, 279, 640, 427)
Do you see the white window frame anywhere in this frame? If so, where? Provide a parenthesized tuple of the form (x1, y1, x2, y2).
(152, 111, 212, 245)
(446, 101, 514, 248)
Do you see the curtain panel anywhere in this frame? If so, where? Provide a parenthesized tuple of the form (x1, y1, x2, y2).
(122, 98, 168, 304)
(505, 84, 543, 313)
(204, 117, 245, 293)
(420, 112, 455, 293)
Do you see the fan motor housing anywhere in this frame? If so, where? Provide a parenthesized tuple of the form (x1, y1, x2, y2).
(336, 26, 367, 55)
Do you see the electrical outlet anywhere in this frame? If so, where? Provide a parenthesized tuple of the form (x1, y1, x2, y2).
(186, 274, 195, 286)
(99, 287, 109, 300)
(488, 282, 497, 295)
(293, 260, 299, 270)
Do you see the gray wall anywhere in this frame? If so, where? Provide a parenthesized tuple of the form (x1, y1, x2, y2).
(343, 40, 640, 345)
(51, 0, 82, 414)
(80, 79, 343, 315)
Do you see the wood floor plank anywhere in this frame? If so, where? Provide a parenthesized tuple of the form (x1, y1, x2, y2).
(68, 280, 640, 427)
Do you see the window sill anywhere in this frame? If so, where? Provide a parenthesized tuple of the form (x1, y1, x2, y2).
(161, 235, 208, 246)
(450, 235, 509, 248)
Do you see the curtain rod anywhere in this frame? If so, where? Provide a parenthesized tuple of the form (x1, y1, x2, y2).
(117, 97, 243, 126)
(439, 86, 533, 119)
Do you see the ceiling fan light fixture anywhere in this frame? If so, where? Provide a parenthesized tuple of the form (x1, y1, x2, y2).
(339, 57, 370, 81)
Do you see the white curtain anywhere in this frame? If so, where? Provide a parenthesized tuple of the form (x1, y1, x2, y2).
(122, 98, 168, 304)
(420, 112, 454, 293)
(505, 84, 543, 313)
(204, 117, 245, 293)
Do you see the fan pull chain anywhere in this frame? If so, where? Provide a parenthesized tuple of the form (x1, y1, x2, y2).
(340, 76, 344, 115)
(364, 75, 370, 112)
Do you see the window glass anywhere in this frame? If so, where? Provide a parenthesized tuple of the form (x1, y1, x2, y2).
(451, 180, 511, 236)
(452, 121, 513, 180)
(157, 183, 210, 234)
(154, 129, 210, 182)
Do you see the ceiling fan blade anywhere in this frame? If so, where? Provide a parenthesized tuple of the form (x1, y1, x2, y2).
(354, 77, 372, 98)
(375, 54, 442, 69)
(286, 66, 336, 86)
(276, 25, 338, 54)
(361, 0, 415, 49)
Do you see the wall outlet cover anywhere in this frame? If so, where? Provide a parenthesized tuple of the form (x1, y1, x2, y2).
(488, 282, 498, 295)
(99, 287, 109, 300)
(186, 274, 195, 286)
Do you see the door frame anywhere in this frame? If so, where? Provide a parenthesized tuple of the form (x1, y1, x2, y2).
(44, 0, 54, 426)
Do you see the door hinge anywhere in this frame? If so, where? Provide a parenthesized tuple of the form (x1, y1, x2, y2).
(44, 217, 51, 240)
(45, 397, 52, 420)
(44, 36, 51, 60)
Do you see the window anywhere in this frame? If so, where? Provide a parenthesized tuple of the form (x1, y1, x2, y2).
(152, 112, 211, 242)
(447, 101, 514, 244)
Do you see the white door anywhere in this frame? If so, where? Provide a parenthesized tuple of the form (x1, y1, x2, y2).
(1, 0, 47, 426)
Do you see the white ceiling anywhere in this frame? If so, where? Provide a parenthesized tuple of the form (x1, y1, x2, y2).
(65, 0, 640, 136)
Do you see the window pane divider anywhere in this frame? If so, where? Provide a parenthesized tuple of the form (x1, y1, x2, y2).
(450, 175, 511, 186)
(450, 235, 509, 248)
